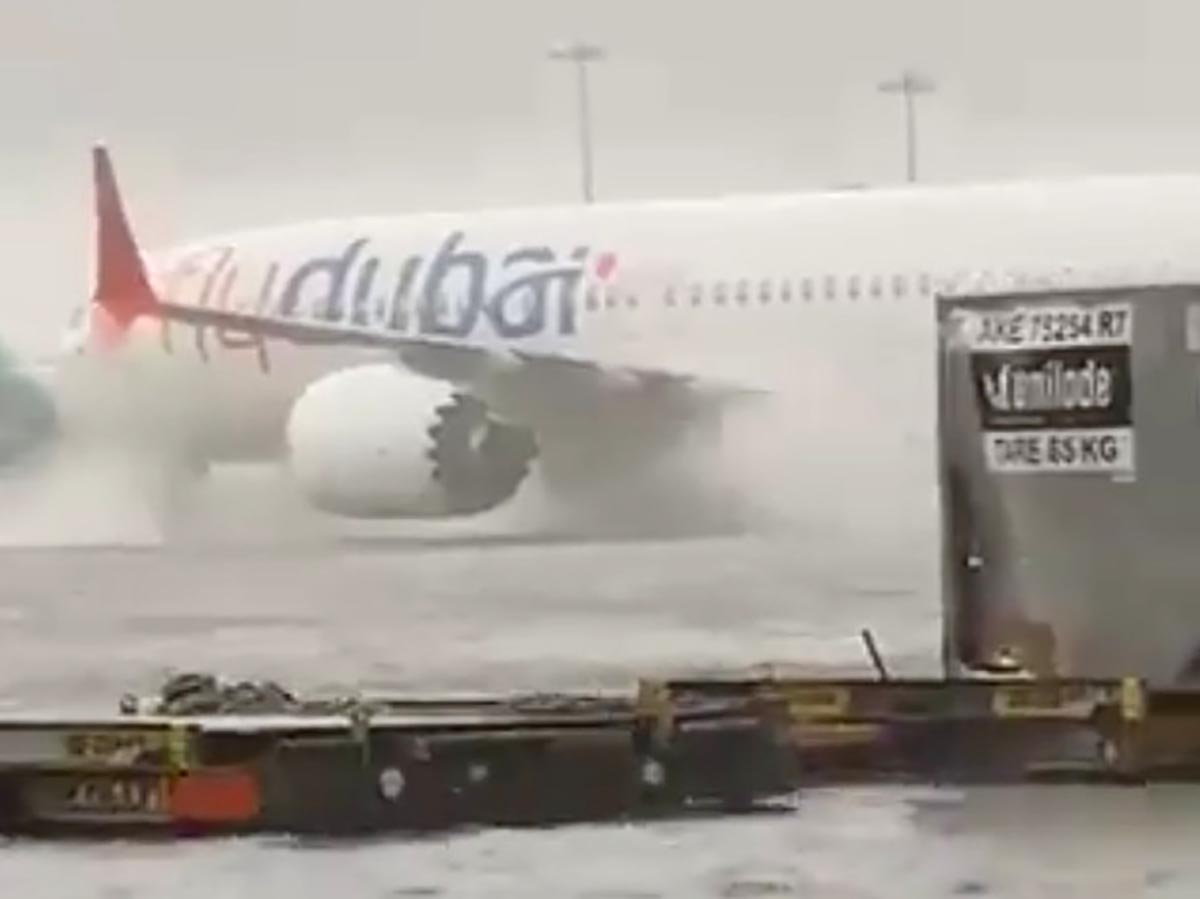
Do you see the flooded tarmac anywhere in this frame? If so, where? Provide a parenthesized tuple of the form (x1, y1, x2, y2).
(0, 535, 1191, 897)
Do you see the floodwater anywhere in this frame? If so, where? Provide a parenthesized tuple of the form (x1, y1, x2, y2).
(0, 534, 1192, 898)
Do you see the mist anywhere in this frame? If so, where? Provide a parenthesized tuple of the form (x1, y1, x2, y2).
(0, 0, 1195, 548)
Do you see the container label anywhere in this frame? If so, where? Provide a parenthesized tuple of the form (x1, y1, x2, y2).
(955, 302, 1135, 474)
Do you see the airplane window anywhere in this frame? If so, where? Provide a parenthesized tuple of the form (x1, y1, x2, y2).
(823, 275, 837, 300)
(664, 286, 677, 307)
(891, 274, 906, 299)
(585, 286, 599, 310)
(848, 275, 861, 300)
(714, 282, 728, 306)
(758, 279, 772, 303)
(801, 278, 813, 301)
(869, 275, 882, 299)
(605, 292, 618, 309)
(735, 279, 749, 304)
(918, 272, 932, 296)
(690, 284, 703, 306)
(780, 280, 793, 303)
(626, 293, 638, 309)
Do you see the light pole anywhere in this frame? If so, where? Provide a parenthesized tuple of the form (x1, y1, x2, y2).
(549, 40, 605, 203)
(878, 68, 936, 183)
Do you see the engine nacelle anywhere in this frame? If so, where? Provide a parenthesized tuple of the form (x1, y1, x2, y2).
(285, 364, 537, 518)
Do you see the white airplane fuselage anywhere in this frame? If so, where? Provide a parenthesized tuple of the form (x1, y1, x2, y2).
(51, 174, 1200, 537)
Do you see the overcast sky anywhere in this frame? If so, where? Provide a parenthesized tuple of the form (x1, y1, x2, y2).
(3, 0, 1199, 355)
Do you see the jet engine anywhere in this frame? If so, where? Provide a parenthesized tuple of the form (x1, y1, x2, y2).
(285, 364, 537, 518)
(0, 347, 58, 470)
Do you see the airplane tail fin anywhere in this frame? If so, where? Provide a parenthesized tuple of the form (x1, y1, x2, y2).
(91, 145, 160, 346)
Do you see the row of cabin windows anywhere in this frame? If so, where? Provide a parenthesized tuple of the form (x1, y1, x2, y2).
(581, 272, 936, 312)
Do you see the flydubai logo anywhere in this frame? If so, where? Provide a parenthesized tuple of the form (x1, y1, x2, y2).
(166, 232, 620, 341)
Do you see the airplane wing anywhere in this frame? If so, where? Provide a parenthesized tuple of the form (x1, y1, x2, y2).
(89, 146, 757, 407)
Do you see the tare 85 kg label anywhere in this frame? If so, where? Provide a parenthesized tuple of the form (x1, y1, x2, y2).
(983, 428, 1134, 474)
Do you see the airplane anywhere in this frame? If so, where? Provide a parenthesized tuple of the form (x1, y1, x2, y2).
(6, 146, 1200, 541)
(0, 344, 57, 475)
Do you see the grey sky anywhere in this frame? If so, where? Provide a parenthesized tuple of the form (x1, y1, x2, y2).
(3, 0, 1199, 354)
